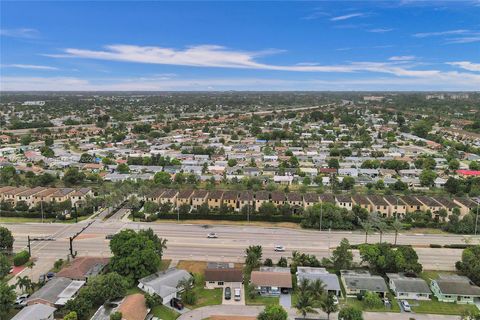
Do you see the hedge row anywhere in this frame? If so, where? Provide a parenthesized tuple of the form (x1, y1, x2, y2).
(13, 250, 30, 266)
(0, 211, 57, 219)
(153, 213, 303, 223)
(429, 244, 476, 249)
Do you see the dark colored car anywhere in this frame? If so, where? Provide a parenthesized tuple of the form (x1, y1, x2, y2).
(170, 297, 184, 310)
(224, 287, 231, 300)
(105, 234, 115, 239)
(46, 272, 55, 279)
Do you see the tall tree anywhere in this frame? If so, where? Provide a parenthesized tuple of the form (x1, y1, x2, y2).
(331, 238, 353, 271)
(0, 281, 15, 318)
(320, 294, 339, 320)
(0, 227, 14, 252)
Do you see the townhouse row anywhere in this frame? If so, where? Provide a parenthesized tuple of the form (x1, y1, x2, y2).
(145, 188, 478, 217)
(0, 186, 93, 208)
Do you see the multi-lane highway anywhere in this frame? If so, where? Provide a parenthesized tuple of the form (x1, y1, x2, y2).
(3, 219, 478, 274)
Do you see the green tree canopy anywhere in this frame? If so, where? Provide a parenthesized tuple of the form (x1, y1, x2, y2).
(257, 304, 288, 320)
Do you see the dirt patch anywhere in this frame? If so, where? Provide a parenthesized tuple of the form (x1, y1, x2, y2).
(75, 234, 100, 240)
(176, 260, 244, 274)
(155, 219, 300, 229)
(177, 260, 208, 274)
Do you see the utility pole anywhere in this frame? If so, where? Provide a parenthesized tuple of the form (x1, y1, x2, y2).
(27, 236, 31, 256)
(319, 201, 323, 231)
(475, 205, 479, 236)
(69, 221, 94, 259)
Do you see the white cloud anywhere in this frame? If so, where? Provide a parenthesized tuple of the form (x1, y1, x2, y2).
(2, 73, 480, 91)
(413, 29, 470, 38)
(2, 64, 58, 70)
(0, 28, 39, 38)
(448, 61, 480, 72)
(330, 13, 365, 21)
(388, 56, 416, 61)
(46, 44, 445, 78)
(445, 35, 480, 44)
(369, 28, 393, 33)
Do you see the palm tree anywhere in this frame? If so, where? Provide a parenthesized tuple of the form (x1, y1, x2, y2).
(295, 290, 317, 320)
(15, 276, 32, 293)
(376, 221, 389, 243)
(361, 220, 373, 244)
(320, 294, 339, 320)
(392, 220, 403, 246)
(309, 279, 326, 301)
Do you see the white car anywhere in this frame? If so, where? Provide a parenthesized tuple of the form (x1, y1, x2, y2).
(332, 295, 339, 305)
(274, 245, 285, 252)
(401, 300, 411, 312)
(207, 232, 218, 238)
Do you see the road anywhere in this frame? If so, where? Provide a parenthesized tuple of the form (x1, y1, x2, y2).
(2, 219, 478, 277)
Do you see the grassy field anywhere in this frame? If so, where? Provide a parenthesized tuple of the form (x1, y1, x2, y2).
(187, 274, 223, 309)
(160, 259, 172, 271)
(408, 298, 479, 315)
(345, 293, 401, 313)
(245, 287, 280, 306)
(152, 305, 179, 320)
(0, 217, 55, 223)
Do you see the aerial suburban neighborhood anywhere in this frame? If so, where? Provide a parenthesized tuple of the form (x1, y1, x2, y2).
(1, 1, 480, 320)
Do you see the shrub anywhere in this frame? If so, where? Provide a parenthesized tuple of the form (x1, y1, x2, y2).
(13, 250, 30, 266)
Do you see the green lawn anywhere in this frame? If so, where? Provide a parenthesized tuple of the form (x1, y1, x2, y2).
(0, 217, 55, 223)
(152, 305, 179, 320)
(160, 259, 172, 271)
(408, 298, 479, 315)
(186, 274, 222, 309)
(345, 292, 401, 313)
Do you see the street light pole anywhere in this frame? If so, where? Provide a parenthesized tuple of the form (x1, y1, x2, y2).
(40, 201, 44, 223)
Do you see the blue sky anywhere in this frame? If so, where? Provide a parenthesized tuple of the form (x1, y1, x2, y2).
(1, 1, 479, 91)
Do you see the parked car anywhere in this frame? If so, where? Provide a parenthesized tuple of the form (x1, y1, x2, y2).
(207, 232, 218, 238)
(234, 288, 241, 301)
(224, 287, 231, 300)
(401, 300, 411, 312)
(9, 267, 14, 274)
(14, 294, 29, 308)
(105, 234, 115, 239)
(274, 245, 285, 252)
(46, 272, 55, 279)
(170, 297, 184, 310)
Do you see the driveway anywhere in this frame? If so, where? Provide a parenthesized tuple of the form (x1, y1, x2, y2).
(177, 305, 263, 320)
(280, 293, 292, 309)
(222, 283, 245, 305)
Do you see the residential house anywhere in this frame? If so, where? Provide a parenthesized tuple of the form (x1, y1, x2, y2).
(191, 190, 208, 209)
(204, 262, 243, 289)
(56, 257, 109, 281)
(453, 197, 478, 217)
(431, 274, 480, 304)
(387, 273, 431, 300)
(145, 189, 165, 204)
(352, 195, 372, 211)
(138, 268, 193, 305)
(335, 195, 353, 210)
(251, 267, 293, 296)
(400, 196, 423, 213)
(297, 267, 341, 296)
(286, 192, 303, 213)
(176, 189, 194, 207)
(367, 195, 390, 217)
(340, 270, 388, 298)
(159, 189, 178, 205)
(70, 188, 94, 207)
(319, 193, 336, 204)
(255, 191, 270, 210)
(11, 304, 56, 320)
(384, 196, 407, 217)
(207, 190, 224, 209)
(303, 193, 319, 209)
(416, 196, 442, 215)
(238, 191, 254, 211)
(222, 191, 239, 209)
(270, 192, 286, 207)
(27, 277, 85, 307)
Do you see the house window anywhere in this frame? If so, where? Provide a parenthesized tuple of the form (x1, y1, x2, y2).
(218, 281, 224, 285)
(209, 281, 215, 284)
